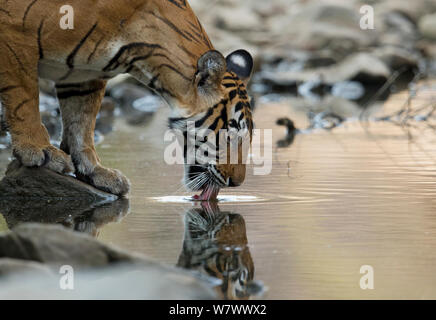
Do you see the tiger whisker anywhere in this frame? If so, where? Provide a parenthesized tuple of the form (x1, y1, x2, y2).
(184, 172, 209, 191)
(190, 174, 210, 191)
(172, 172, 207, 194)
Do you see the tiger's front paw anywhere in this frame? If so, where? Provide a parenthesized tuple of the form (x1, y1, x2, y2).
(13, 143, 74, 174)
(77, 165, 130, 197)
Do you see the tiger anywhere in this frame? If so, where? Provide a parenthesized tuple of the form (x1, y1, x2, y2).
(0, 0, 254, 197)
(177, 202, 260, 300)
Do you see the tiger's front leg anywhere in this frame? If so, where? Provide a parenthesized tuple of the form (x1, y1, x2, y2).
(56, 80, 130, 196)
(0, 44, 74, 174)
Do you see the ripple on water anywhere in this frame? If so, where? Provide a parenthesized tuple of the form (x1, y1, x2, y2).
(150, 195, 263, 203)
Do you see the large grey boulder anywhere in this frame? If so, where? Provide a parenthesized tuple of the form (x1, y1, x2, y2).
(0, 224, 218, 299)
(0, 262, 218, 300)
(0, 223, 134, 268)
(0, 258, 53, 278)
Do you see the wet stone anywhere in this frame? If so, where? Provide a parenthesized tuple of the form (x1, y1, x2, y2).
(0, 223, 218, 299)
(0, 223, 134, 267)
(0, 258, 53, 278)
(0, 160, 118, 203)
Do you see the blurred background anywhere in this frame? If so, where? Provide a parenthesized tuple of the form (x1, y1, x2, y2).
(189, 0, 436, 124)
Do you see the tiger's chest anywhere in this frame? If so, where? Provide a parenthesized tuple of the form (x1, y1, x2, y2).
(38, 51, 120, 84)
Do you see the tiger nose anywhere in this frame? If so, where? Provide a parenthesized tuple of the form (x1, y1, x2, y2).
(228, 178, 241, 187)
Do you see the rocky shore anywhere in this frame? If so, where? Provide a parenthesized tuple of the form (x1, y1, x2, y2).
(0, 224, 218, 299)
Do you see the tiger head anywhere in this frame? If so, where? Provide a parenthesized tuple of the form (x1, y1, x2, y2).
(169, 50, 254, 199)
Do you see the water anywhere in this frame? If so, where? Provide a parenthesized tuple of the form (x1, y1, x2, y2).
(1, 84, 436, 299)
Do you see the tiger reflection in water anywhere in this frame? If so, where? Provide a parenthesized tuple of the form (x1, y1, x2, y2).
(177, 202, 262, 300)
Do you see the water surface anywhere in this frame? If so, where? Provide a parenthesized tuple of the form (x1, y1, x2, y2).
(1, 84, 436, 299)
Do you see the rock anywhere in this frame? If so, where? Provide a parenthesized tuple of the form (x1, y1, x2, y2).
(39, 93, 60, 114)
(41, 111, 62, 143)
(384, 12, 417, 38)
(110, 83, 153, 108)
(0, 223, 218, 299)
(37, 93, 63, 143)
(0, 160, 118, 203)
(95, 97, 116, 135)
(213, 7, 261, 32)
(418, 41, 436, 60)
(268, 4, 377, 52)
(0, 263, 218, 300)
(204, 27, 259, 60)
(374, 0, 436, 23)
(331, 81, 365, 101)
(371, 46, 421, 91)
(259, 52, 390, 88)
(39, 79, 56, 96)
(251, 0, 293, 19)
(374, 10, 419, 51)
(371, 46, 420, 71)
(418, 42, 436, 76)
(285, 95, 372, 119)
(0, 258, 53, 278)
(0, 223, 135, 267)
(308, 110, 345, 130)
(191, 0, 378, 56)
(128, 95, 161, 126)
(419, 14, 436, 40)
(110, 83, 160, 126)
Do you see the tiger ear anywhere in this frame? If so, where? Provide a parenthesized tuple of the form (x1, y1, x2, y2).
(226, 50, 254, 85)
(196, 50, 226, 93)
